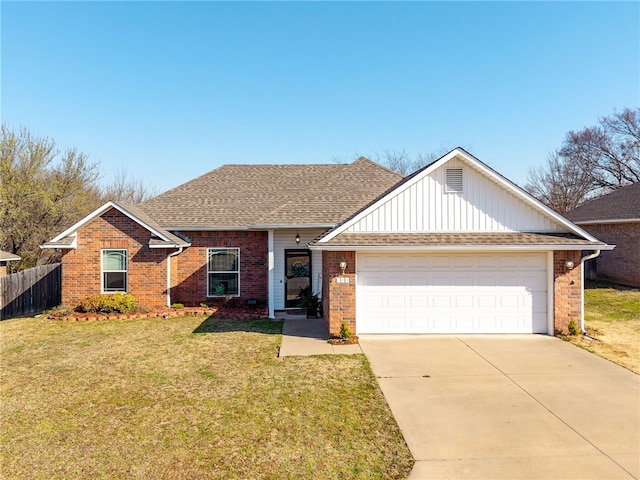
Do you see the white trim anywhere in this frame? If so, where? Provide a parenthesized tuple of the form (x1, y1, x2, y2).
(318, 148, 601, 244)
(573, 218, 640, 225)
(268, 229, 275, 319)
(149, 243, 192, 249)
(101, 248, 128, 293)
(166, 247, 184, 307)
(49, 201, 178, 244)
(579, 250, 601, 335)
(249, 223, 336, 230)
(547, 251, 554, 336)
(41, 235, 78, 250)
(206, 248, 240, 297)
(310, 244, 613, 252)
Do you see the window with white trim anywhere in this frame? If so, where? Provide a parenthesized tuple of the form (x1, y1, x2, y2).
(207, 248, 239, 297)
(445, 168, 463, 193)
(102, 249, 128, 292)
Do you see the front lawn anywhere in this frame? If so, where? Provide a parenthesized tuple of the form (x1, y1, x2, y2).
(566, 281, 640, 374)
(0, 316, 413, 479)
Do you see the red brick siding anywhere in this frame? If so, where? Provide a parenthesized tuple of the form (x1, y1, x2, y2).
(553, 250, 583, 335)
(170, 231, 268, 307)
(578, 223, 640, 287)
(321, 251, 356, 337)
(61, 208, 169, 307)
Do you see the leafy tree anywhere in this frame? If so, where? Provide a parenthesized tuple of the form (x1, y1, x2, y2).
(0, 125, 157, 272)
(0, 126, 103, 271)
(526, 108, 640, 212)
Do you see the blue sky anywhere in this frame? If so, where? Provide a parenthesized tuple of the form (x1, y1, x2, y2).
(2, 1, 639, 193)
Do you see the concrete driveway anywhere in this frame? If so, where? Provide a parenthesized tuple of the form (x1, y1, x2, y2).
(359, 335, 639, 480)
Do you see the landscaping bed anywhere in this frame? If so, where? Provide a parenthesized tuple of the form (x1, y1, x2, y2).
(0, 315, 413, 479)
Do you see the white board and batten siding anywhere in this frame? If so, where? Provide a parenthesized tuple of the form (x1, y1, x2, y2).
(273, 229, 325, 310)
(347, 158, 564, 233)
(356, 251, 548, 334)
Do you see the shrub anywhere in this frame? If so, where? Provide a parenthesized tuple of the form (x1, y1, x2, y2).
(339, 322, 353, 340)
(171, 303, 184, 309)
(78, 293, 136, 314)
(567, 319, 580, 336)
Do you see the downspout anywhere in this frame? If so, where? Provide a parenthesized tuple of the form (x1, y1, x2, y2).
(579, 250, 601, 336)
(166, 247, 184, 307)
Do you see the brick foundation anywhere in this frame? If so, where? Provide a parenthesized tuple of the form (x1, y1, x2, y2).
(322, 251, 356, 337)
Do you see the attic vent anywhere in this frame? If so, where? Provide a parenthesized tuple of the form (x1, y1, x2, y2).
(445, 168, 463, 193)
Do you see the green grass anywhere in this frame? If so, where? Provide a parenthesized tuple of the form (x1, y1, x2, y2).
(566, 281, 640, 374)
(1, 316, 413, 479)
(584, 281, 640, 322)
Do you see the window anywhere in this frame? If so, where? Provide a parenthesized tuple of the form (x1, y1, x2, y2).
(102, 249, 127, 292)
(445, 168, 463, 193)
(207, 248, 239, 296)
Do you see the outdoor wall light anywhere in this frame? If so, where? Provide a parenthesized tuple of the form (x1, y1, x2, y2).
(295, 231, 300, 245)
(339, 260, 347, 275)
(565, 260, 574, 271)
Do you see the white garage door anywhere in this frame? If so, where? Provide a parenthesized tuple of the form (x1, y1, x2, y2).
(357, 252, 548, 334)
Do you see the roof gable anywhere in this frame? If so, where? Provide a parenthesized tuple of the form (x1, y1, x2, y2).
(42, 201, 190, 249)
(319, 148, 599, 244)
(564, 182, 640, 223)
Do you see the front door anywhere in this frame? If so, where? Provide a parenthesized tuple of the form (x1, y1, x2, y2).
(285, 249, 312, 308)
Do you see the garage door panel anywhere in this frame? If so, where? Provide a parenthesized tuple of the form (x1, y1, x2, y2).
(357, 252, 548, 334)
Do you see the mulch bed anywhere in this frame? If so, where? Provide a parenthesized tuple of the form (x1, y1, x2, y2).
(49, 305, 269, 322)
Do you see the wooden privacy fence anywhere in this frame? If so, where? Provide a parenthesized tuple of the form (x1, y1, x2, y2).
(0, 263, 61, 320)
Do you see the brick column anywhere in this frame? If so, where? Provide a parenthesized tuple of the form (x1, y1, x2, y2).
(553, 250, 583, 335)
(322, 251, 356, 337)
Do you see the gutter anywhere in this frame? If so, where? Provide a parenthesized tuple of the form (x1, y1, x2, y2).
(579, 250, 601, 336)
(166, 247, 184, 307)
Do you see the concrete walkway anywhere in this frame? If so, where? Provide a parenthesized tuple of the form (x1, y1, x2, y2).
(277, 313, 362, 357)
(360, 335, 640, 480)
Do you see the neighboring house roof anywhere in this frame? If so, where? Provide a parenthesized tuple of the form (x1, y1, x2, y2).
(312, 148, 612, 251)
(41, 201, 191, 249)
(0, 250, 21, 262)
(564, 182, 640, 224)
(140, 158, 403, 229)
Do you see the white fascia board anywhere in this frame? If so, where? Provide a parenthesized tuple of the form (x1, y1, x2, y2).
(40, 235, 78, 250)
(310, 243, 614, 252)
(48, 201, 174, 244)
(574, 218, 640, 225)
(163, 226, 250, 231)
(318, 148, 600, 244)
(248, 223, 336, 230)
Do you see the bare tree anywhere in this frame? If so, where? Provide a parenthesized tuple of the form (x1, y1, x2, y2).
(527, 107, 640, 211)
(101, 167, 158, 204)
(525, 153, 595, 213)
(333, 147, 452, 175)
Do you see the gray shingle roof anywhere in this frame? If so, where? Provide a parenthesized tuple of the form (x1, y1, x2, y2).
(564, 183, 640, 223)
(140, 158, 403, 228)
(311, 232, 608, 248)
